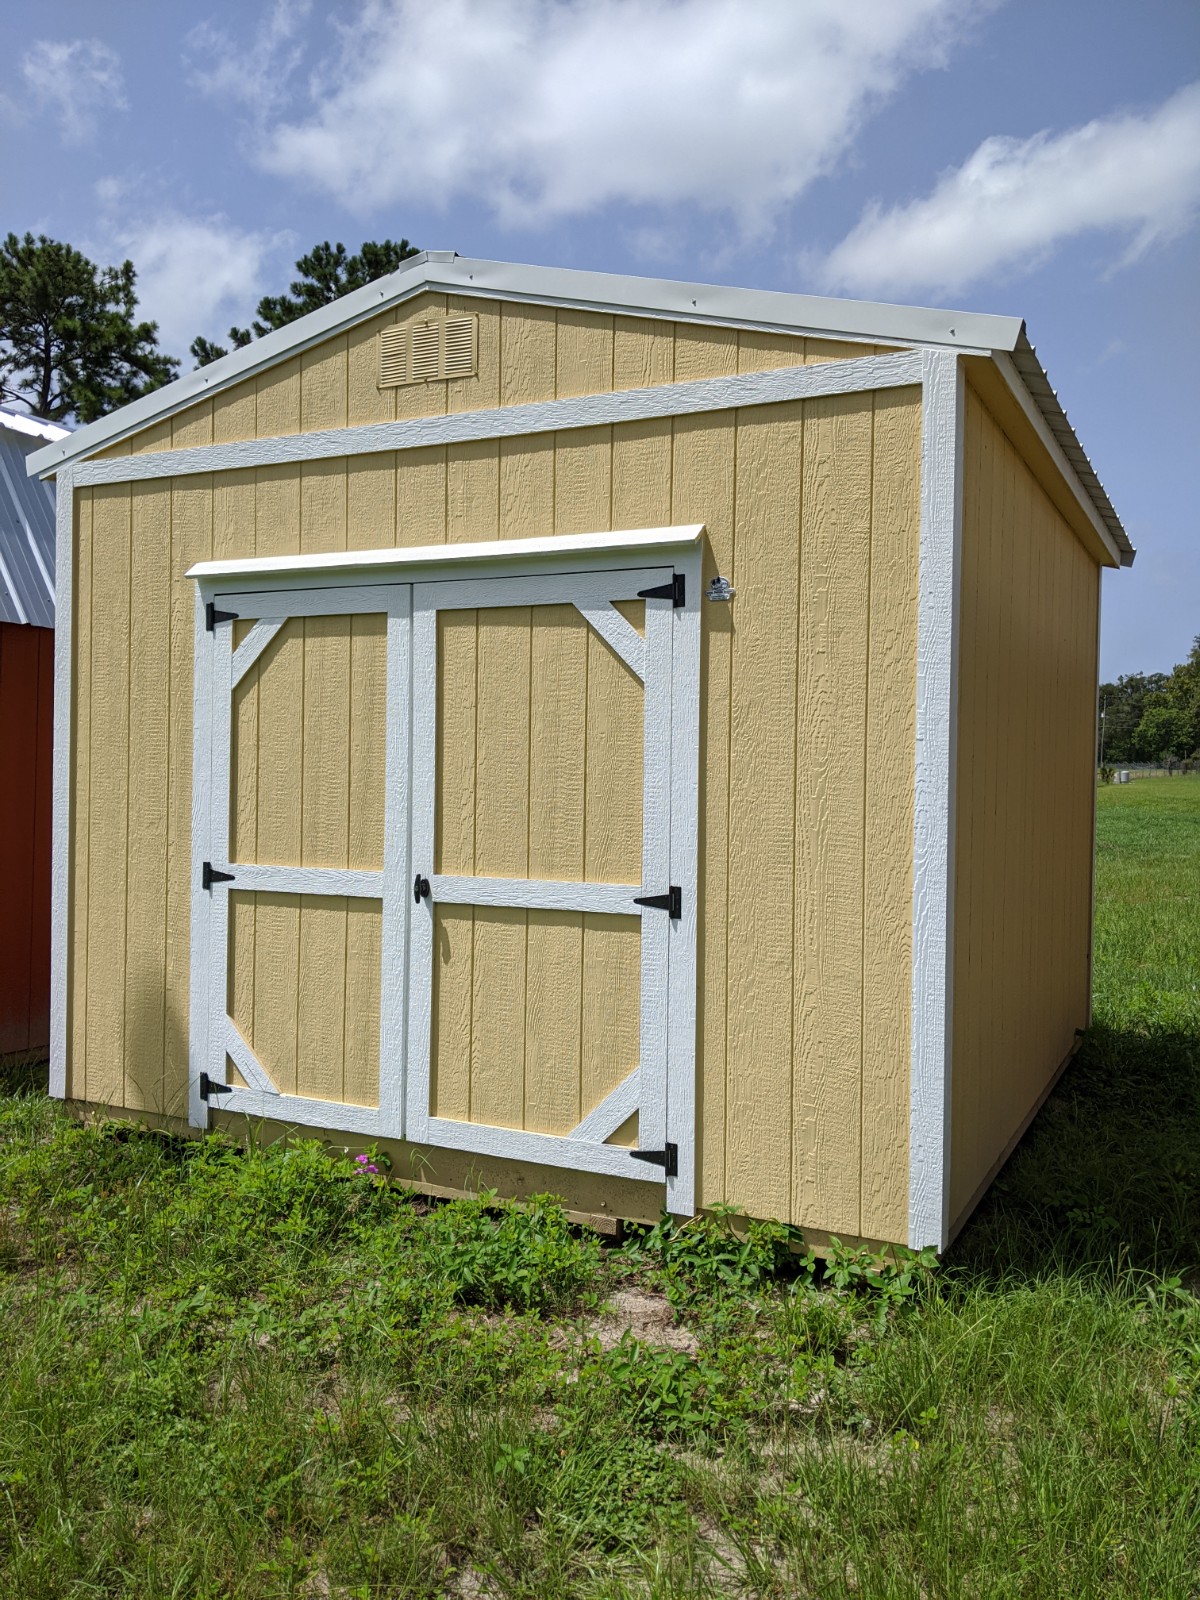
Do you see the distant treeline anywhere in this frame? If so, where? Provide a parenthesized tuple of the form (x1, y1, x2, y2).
(1099, 635, 1200, 765)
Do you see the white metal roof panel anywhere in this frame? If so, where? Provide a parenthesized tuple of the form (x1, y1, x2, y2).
(0, 409, 64, 627)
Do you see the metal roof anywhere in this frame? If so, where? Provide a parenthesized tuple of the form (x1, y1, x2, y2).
(0, 408, 66, 628)
(24, 252, 1132, 564)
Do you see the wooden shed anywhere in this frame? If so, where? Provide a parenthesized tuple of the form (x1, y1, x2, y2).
(1, 406, 67, 1057)
(28, 255, 1132, 1250)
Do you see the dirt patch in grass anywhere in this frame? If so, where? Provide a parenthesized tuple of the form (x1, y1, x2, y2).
(588, 1285, 700, 1353)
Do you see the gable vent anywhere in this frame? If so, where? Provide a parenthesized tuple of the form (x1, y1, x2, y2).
(379, 315, 478, 387)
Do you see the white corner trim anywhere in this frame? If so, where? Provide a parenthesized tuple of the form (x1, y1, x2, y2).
(991, 352, 1122, 568)
(69, 352, 923, 491)
(48, 467, 75, 1099)
(908, 349, 965, 1251)
(187, 524, 704, 585)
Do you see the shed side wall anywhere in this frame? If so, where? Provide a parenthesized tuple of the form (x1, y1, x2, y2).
(950, 383, 1099, 1229)
(66, 332, 921, 1239)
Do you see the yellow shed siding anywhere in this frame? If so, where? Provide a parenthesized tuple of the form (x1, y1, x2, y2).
(950, 383, 1100, 1230)
(101, 300, 894, 457)
(65, 361, 922, 1236)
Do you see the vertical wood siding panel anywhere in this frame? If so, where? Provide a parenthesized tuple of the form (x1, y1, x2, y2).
(737, 331, 806, 372)
(671, 325, 738, 381)
(171, 401, 213, 449)
(859, 390, 921, 1240)
(611, 420, 672, 529)
(793, 393, 872, 1235)
(555, 310, 613, 398)
(447, 440, 500, 544)
(347, 313, 397, 427)
(526, 605, 587, 1132)
(432, 610, 477, 1119)
(581, 913, 642, 1132)
(85, 483, 132, 1108)
(500, 302, 557, 406)
(613, 317, 674, 389)
(431, 904, 473, 1119)
(301, 336, 349, 432)
(804, 338, 873, 365)
(347, 457, 397, 550)
(343, 898, 382, 1107)
(725, 405, 803, 1220)
(256, 358, 302, 440)
(554, 427, 611, 535)
(670, 413, 735, 1207)
(297, 617, 352, 1098)
(123, 482, 172, 1111)
(447, 296, 501, 414)
(471, 610, 531, 1128)
(500, 438, 555, 540)
(70, 491, 93, 1095)
(348, 614, 387, 870)
(396, 446, 448, 547)
(584, 631, 644, 887)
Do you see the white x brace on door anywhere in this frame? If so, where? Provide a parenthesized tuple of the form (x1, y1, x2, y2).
(191, 539, 700, 1212)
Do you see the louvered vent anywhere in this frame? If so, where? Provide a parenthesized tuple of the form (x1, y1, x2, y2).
(378, 315, 478, 387)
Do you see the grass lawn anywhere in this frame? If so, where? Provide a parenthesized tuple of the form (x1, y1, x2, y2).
(2, 780, 1198, 1597)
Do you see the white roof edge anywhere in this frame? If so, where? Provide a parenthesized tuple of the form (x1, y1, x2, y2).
(26, 251, 1129, 563)
(187, 523, 705, 583)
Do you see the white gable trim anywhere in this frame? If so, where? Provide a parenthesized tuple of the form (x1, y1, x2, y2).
(66, 351, 922, 491)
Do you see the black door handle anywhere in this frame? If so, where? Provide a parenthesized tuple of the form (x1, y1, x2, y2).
(414, 875, 431, 904)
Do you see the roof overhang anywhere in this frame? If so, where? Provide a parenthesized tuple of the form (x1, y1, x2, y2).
(27, 251, 1132, 566)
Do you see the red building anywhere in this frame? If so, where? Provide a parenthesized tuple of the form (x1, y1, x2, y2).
(0, 406, 67, 1056)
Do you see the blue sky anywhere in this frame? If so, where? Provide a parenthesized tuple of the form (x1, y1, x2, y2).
(2, 0, 1197, 680)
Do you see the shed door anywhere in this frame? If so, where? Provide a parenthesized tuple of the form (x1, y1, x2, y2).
(193, 583, 409, 1136)
(407, 566, 692, 1206)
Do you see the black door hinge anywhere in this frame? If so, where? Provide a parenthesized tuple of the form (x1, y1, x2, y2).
(637, 573, 685, 608)
(202, 861, 235, 891)
(633, 885, 681, 919)
(199, 1072, 232, 1102)
(631, 1143, 678, 1178)
(206, 600, 239, 632)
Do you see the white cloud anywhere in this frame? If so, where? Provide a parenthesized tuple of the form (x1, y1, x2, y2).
(821, 80, 1200, 297)
(22, 38, 127, 146)
(187, 0, 312, 117)
(90, 191, 291, 359)
(193, 0, 987, 232)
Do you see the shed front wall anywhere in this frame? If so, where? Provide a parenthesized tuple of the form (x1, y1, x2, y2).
(66, 307, 921, 1241)
(950, 383, 1100, 1230)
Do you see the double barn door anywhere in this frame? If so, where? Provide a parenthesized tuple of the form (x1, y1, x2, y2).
(191, 557, 697, 1210)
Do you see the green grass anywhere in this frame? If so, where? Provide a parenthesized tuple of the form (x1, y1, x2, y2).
(2, 780, 1199, 1596)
